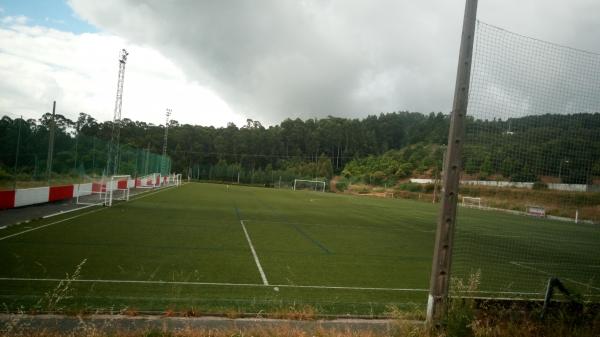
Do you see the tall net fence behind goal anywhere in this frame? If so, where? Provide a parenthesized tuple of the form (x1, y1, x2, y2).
(451, 21, 600, 301)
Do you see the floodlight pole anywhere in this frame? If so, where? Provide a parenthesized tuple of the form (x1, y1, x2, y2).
(427, 0, 478, 327)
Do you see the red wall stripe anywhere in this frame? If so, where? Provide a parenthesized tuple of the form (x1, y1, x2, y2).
(48, 185, 74, 202)
(0, 190, 16, 209)
(117, 180, 128, 189)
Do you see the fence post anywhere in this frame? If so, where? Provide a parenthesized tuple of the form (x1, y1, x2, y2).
(427, 0, 478, 326)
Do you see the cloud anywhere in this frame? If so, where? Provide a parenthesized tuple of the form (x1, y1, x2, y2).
(1, 15, 28, 25)
(0, 22, 243, 126)
(68, 0, 466, 124)
(3, 1, 600, 127)
(67, 0, 600, 125)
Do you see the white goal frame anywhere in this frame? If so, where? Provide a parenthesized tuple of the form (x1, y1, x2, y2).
(293, 179, 326, 192)
(527, 205, 546, 217)
(76, 177, 109, 206)
(173, 173, 182, 186)
(106, 174, 131, 206)
(462, 196, 482, 208)
(136, 173, 160, 189)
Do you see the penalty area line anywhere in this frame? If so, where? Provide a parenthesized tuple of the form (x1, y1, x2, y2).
(240, 220, 269, 285)
(510, 261, 600, 291)
(0, 277, 427, 292)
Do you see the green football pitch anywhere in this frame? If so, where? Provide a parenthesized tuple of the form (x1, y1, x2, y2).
(0, 183, 598, 316)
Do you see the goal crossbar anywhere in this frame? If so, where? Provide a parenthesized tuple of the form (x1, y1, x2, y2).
(293, 179, 326, 192)
(462, 196, 482, 208)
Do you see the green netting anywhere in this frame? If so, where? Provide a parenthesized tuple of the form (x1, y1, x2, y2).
(450, 21, 600, 300)
(0, 115, 171, 189)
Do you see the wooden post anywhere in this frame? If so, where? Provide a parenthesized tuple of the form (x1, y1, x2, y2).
(427, 0, 478, 326)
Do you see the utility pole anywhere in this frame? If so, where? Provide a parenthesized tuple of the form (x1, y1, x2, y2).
(13, 115, 22, 189)
(46, 101, 56, 182)
(427, 0, 478, 326)
(74, 118, 80, 171)
(144, 143, 150, 175)
(106, 49, 129, 176)
(161, 108, 172, 174)
(432, 146, 447, 204)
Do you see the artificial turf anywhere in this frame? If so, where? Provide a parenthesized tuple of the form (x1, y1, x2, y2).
(0, 182, 597, 315)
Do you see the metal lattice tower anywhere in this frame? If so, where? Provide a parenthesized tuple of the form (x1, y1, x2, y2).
(161, 108, 172, 174)
(106, 49, 129, 176)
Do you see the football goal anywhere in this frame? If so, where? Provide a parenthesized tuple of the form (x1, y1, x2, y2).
(462, 196, 482, 208)
(136, 173, 160, 189)
(163, 173, 183, 187)
(527, 205, 546, 217)
(106, 175, 131, 206)
(293, 179, 326, 192)
(76, 177, 109, 206)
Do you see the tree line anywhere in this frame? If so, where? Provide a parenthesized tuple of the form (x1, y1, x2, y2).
(1, 111, 599, 185)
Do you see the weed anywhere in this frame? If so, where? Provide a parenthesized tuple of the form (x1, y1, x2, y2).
(35, 259, 87, 313)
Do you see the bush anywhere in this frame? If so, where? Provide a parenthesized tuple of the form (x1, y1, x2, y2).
(398, 182, 423, 192)
(0, 167, 12, 180)
(335, 180, 348, 192)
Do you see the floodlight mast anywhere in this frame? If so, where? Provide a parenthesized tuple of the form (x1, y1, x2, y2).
(106, 49, 129, 176)
(161, 108, 172, 174)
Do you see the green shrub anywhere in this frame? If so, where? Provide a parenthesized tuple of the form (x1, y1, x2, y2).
(336, 180, 348, 192)
(0, 167, 13, 180)
(398, 182, 423, 192)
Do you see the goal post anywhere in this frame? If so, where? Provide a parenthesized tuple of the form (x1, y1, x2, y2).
(462, 196, 481, 208)
(136, 173, 160, 189)
(75, 177, 109, 206)
(106, 174, 131, 206)
(293, 179, 326, 192)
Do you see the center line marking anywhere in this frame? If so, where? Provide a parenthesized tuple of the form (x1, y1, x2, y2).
(240, 220, 269, 285)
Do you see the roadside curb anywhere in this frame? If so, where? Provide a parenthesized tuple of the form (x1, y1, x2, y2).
(0, 314, 420, 334)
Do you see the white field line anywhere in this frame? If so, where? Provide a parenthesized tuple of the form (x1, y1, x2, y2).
(0, 184, 178, 242)
(42, 203, 98, 219)
(453, 289, 543, 296)
(0, 208, 105, 242)
(515, 261, 600, 269)
(0, 276, 427, 292)
(240, 220, 269, 285)
(510, 261, 600, 291)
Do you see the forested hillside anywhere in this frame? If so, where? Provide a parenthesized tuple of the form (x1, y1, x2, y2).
(1, 111, 599, 185)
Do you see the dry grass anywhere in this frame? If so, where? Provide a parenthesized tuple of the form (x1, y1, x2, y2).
(1, 308, 599, 337)
(270, 304, 318, 320)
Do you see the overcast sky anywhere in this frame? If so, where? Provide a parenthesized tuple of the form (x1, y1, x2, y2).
(0, 0, 599, 126)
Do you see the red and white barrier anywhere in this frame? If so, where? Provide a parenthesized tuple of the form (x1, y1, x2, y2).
(0, 180, 133, 210)
(15, 187, 50, 208)
(0, 174, 179, 210)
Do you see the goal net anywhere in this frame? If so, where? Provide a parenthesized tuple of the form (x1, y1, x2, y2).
(293, 179, 326, 192)
(75, 177, 109, 206)
(136, 173, 160, 189)
(162, 173, 183, 187)
(105, 174, 131, 206)
(461, 196, 481, 208)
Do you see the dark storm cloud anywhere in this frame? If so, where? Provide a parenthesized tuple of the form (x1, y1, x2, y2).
(69, 0, 600, 125)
